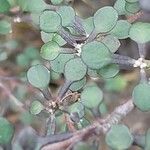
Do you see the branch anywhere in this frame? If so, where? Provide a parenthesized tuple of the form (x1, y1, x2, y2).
(41, 99, 134, 150)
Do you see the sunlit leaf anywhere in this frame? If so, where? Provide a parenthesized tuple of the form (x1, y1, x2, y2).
(81, 41, 111, 69)
(51, 0, 63, 5)
(0, 0, 10, 13)
(132, 83, 150, 111)
(0, 117, 14, 145)
(64, 58, 87, 81)
(114, 0, 126, 15)
(125, 1, 140, 14)
(105, 124, 133, 149)
(27, 64, 50, 88)
(94, 6, 118, 33)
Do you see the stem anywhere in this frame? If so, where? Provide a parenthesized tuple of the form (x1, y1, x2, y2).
(58, 81, 73, 99)
(138, 43, 146, 58)
(40, 87, 52, 101)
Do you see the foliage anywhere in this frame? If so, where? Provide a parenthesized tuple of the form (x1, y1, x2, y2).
(0, 0, 150, 149)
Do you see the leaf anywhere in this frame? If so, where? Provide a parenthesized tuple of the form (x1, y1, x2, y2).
(145, 129, 150, 150)
(114, 0, 126, 15)
(0, 117, 14, 145)
(101, 35, 121, 53)
(41, 32, 67, 46)
(0, 20, 11, 35)
(105, 75, 127, 92)
(51, 0, 63, 5)
(40, 41, 60, 61)
(70, 77, 86, 91)
(50, 53, 75, 73)
(132, 83, 150, 111)
(27, 64, 50, 88)
(125, 0, 138, 3)
(0, 0, 10, 13)
(81, 85, 103, 108)
(73, 142, 93, 150)
(17, 0, 47, 13)
(41, 31, 54, 43)
(99, 102, 108, 115)
(125, 1, 140, 14)
(16, 54, 30, 67)
(129, 22, 150, 43)
(110, 20, 131, 39)
(98, 64, 119, 79)
(94, 6, 118, 33)
(30, 100, 44, 115)
(40, 10, 61, 33)
(69, 102, 85, 122)
(87, 68, 98, 78)
(57, 6, 75, 27)
(105, 124, 133, 149)
(64, 58, 87, 82)
(81, 41, 112, 69)
(24, 47, 39, 60)
(83, 17, 94, 35)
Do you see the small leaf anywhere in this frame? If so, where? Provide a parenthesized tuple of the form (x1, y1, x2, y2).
(125, 1, 140, 14)
(145, 129, 150, 150)
(40, 10, 61, 33)
(0, 0, 10, 13)
(57, 6, 75, 27)
(51, 0, 63, 5)
(30, 100, 44, 115)
(98, 64, 119, 79)
(69, 102, 85, 120)
(52, 33, 67, 46)
(64, 58, 87, 82)
(126, 0, 138, 3)
(50, 53, 75, 73)
(0, 20, 11, 35)
(132, 83, 150, 111)
(99, 102, 108, 115)
(81, 41, 111, 69)
(0, 117, 14, 145)
(94, 6, 118, 33)
(101, 35, 120, 53)
(83, 17, 94, 35)
(40, 41, 60, 61)
(105, 124, 133, 149)
(41, 31, 54, 43)
(70, 77, 86, 91)
(81, 85, 103, 108)
(73, 142, 93, 150)
(110, 20, 131, 39)
(27, 64, 50, 88)
(114, 0, 126, 15)
(129, 22, 150, 43)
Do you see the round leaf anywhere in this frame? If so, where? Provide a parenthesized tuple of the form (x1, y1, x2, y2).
(0, 0, 10, 13)
(30, 100, 44, 115)
(106, 124, 133, 149)
(129, 22, 150, 43)
(40, 11, 61, 33)
(50, 53, 75, 73)
(83, 17, 94, 35)
(51, 0, 63, 5)
(81, 85, 103, 108)
(0, 20, 11, 35)
(81, 41, 111, 69)
(98, 64, 119, 79)
(94, 6, 118, 33)
(110, 20, 131, 39)
(70, 77, 86, 91)
(145, 129, 150, 150)
(57, 6, 75, 27)
(114, 0, 126, 15)
(125, 2, 140, 14)
(101, 35, 120, 53)
(41, 31, 54, 43)
(126, 0, 138, 3)
(27, 64, 50, 88)
(64, 58, 87, 82)
(132, 83, 150, 111)
(40, 41, 60, 61)
(0, 117, 14, 145)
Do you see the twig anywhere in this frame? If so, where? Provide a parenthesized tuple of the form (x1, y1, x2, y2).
(41, 99, 134, 150)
